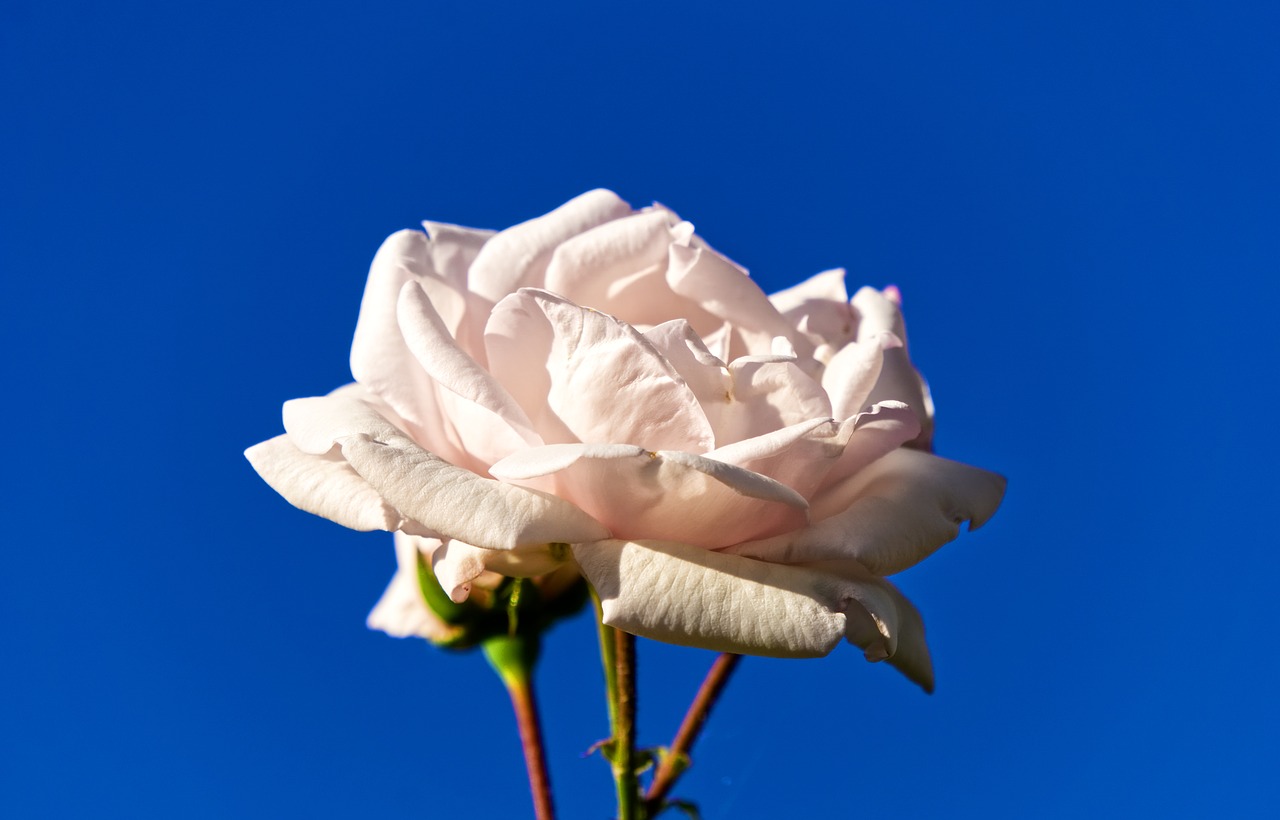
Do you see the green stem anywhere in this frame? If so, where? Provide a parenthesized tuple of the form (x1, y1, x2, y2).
(614, 628, 640, 820)
(484, 635, 555, 820)
(644, 653, 742, 814)
(591, 587, 619, 727)
(590, 587, 641, 820)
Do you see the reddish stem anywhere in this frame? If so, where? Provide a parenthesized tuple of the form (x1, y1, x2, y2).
(506, 674, 556, 820)
(644, 653, 742, 812)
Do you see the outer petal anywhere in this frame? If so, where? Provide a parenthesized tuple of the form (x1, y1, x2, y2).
(573, 539, 849, 657)
(367, 533, 458, 642)
(467, 189, 633, 302)
(484, 289, 715, 452)
(851, 286, 933, 447)
(574, 538, 934, 693)
(349, 230, 463, 461)
(281, 394, 610, 550)
(805, 562, 935, 691)
(244, 434, 427, 534)
(492, 443, 807, 548)
(739, 448, 1007, 576)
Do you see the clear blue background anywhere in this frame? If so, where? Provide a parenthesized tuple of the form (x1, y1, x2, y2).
(4, 1, 1277, 817)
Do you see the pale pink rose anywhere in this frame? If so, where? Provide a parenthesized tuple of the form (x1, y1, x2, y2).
(246, 190, 1005, 691)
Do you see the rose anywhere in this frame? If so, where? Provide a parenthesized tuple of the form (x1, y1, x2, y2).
(246, 189, 1005, 691)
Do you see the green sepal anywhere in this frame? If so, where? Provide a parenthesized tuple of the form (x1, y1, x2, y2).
(415, 550, 476, 625)
(482, 632, 540, 688)
(413, 546, 586, 652)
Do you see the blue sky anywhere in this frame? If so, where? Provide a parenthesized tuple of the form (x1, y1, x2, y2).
(3, 1, 1278, 817)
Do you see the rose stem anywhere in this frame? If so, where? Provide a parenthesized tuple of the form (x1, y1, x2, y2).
(503, 665, 556, 820)
(643, 652, 742, 813)
(485, 635, 556, 820)
(614, 627, 641, 820)
(589, 586, 641, 819)
(590, 587, 620, 726)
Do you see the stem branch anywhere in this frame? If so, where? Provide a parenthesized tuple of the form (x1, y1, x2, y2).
(644, 653, 742, 813)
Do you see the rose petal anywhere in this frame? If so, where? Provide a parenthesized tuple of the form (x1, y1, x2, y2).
(543, 209, 677, 310)
(420, 220, 494, 293)
(244, 434, 426, 534)
(808, 561, 934, 691)
(574, 538, 928, 686)
(397, 280, 540, 465)
(574, 539, 847, 657)
(704, 417, 841, 497)
(851, 286, 933, 446)
(281, 394, 610, 549)
(421, 220, 497, 365)
(821, 331, 903, 421)
(736, 448, 1006, 576)
(431, 539, 566, 603)
(642, 319, 734, 432)
(349, 230, 464, 460)
(666, 244, 810, 359)
(468, 189, 633, 302)
(714, 356, 832, 446)
(769, 268, 855, 350)
(491, 443, 807, 548)
(484, 289, 715, 452)
(819, 401, 922, 491)
(367, 533, 457, 642)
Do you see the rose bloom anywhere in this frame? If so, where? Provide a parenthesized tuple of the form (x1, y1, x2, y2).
(246, 190, 1004, 691)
